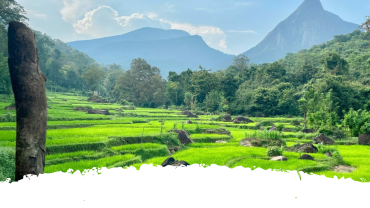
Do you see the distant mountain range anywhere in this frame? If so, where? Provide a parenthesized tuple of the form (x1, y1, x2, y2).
(67, 0, 360, 76)
(241, 0, 359, 64)
(67, 28, 234, 76)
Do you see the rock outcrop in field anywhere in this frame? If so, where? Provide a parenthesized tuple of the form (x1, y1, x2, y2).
(167, 129, 194, 145)
(312, 134, 335, 145)
(358, 133, 370, 145)
(87, 109, 109, 115)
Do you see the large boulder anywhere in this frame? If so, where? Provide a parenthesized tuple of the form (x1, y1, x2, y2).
(299, 154, 314, 160)
(312, 134, 335, 145)
(222, 114, 232, 122)
(185, 120, 193, 124)
(161, 157, 190, 167)
(167, 129, 194, 145)
(170, 160, 190, 167)
(358, 133, 370, 145)
(4, 105, 16, 110)
(88, 95, 107, 103)
(181, 110, 191, 115)
(232, 116, 254, 123)
(302, 129, 316, 133)
(74, 106, 91, 112)
(187, 113, 198, 118)
(296, 143, 318, 153)
(182, 110, 198, 118)
(254, 113, 265, 117)
(270, 156, 287, 161)
(240, 138, 283, 147)
(168, 146, 181, 152)
(269, 125, 277, 131)
(161, 157, 176, 167)
(87, 109, 109, 115)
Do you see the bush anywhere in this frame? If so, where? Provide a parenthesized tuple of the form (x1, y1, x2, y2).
(266, 146, 284, 157)
(290, 119, 301, 126)
(149, 101, 156, 108)
(0, 147, 15, 182)
(246, 130, 281, 140)
(316, 143, 338, 154)
(255, 121, 274, 130)
(0, 112, 16, 122)
(277, 124, 285, 131)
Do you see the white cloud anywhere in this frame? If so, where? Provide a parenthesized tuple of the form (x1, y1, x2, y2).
(160, 20, 228, 50)
(25, 9, 47, 19)
(73, 5, 230, 52)
(61, 0, 92, 23)
(73, 6, 170, 38)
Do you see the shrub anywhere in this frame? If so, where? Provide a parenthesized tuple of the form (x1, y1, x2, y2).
(277, 124, 285, 131)
(0, 112, 16, 122)
(246, 130, 281, 140)
(316, 143, 338, 154)
(0, 147, 15, 182)
(255, 121, 274, 130)
(120, 99, 131, 106)
(149, 101, 156, 108)
(266, 146, 284, 157)
(290, 119, 300, 126)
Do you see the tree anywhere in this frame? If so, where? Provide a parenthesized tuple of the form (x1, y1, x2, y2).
(81, 65, 106, 93)
(190, 66, 220, 103)
(360, 15, 370, 33)
(233, 54, 250, 70)
(204, 90, 224, 112)
(165, 81, 180, 105)
(0, 0, 28, 56)
(320, 52, 349, 76)
(0, 53, 11, 94)
(220, 73, 238, 102)
(113, 58, 162, 106)
(184, 92, 193, 108)
(0, 0, 28, 25)
(104, 68, 124, 98)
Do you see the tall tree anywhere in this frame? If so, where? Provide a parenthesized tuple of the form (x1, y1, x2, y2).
(81, 65, 106, 94)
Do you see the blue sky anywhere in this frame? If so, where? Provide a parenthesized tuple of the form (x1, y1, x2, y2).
(19, 0, 370, 55)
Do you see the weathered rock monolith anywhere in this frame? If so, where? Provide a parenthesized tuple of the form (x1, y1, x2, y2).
(8, 21, 47, 181)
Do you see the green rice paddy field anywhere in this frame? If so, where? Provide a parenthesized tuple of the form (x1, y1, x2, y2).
(1, 92, 369, 182)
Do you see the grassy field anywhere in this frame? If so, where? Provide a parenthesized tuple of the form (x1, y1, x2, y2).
(0, 91, 369, 183)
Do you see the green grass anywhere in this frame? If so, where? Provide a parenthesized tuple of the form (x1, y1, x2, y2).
(46, 151, 97, 160)
(1, 91, 369, 183)
(111, 143, 163, 151)
(44, 154, 136, 173)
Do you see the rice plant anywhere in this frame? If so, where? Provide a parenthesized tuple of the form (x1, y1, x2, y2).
(245, 130, 281, 140)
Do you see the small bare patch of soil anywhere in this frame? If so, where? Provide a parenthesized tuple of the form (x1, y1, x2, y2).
(333, 165, 356, 173)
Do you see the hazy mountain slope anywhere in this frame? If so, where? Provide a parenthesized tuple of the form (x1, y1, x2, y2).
(241, 0, 359, 64)
(86, 35, 234, 76)
(67, 27, 234, 75)
(67, 27, 191, 54)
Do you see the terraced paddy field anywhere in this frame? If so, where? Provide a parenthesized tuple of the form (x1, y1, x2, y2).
(0, 92, 369, 183)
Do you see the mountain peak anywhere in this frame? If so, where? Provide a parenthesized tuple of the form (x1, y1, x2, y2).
(241, 0, 358, 64)
(295, 0, 324, 14)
